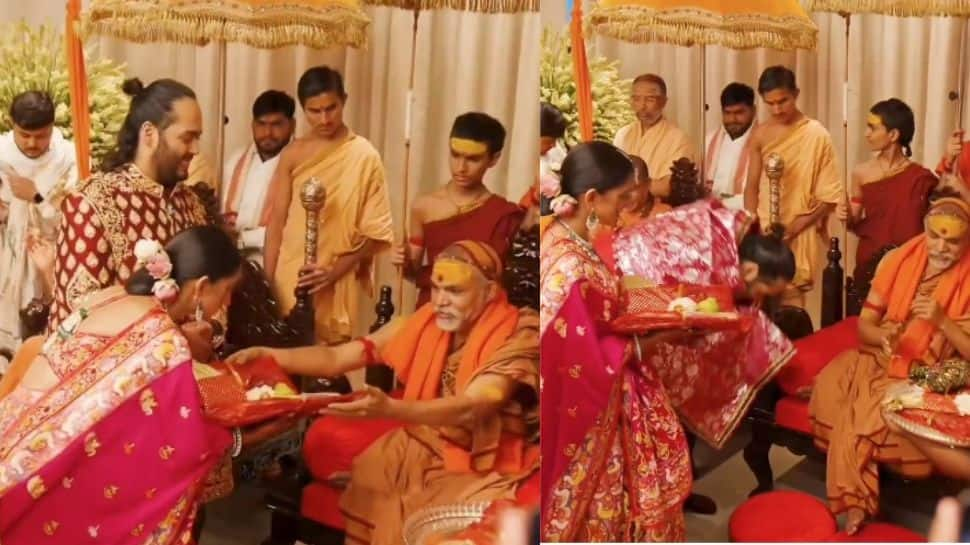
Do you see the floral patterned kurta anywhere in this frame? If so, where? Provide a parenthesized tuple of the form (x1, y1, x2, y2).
(540, 221, 691, 542)
(49, 164, 209, 331)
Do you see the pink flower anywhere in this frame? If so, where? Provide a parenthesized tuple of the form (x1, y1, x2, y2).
(152, 279, 180, 303)
(539, 173, 562, 199)
(550, 195, 577, 218)
(145, 255, 172, 279)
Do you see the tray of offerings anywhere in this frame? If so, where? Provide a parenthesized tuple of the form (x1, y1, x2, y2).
(610, 278, 748, 335)
(196, 356, 360, 427)
(882, 359, 970, 448)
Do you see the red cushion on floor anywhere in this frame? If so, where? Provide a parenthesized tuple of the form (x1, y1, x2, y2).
(729, 490, 836, 542)
(301, 481, 345, 529)
(827, 522, 925, 542)
(774, 396, 813, 435)
(777, 317, 859, 396)
(303, 415, 403, 482)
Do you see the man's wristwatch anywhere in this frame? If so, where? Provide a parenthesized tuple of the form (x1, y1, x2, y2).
(32, 192, 43, 204)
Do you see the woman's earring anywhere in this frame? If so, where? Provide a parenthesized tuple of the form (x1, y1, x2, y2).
(586, 210, 600, 232)
(194, 302, 204, 323)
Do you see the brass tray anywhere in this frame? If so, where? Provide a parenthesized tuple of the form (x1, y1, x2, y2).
(402, 501, 490, 545)
(882, 406, 970, 448)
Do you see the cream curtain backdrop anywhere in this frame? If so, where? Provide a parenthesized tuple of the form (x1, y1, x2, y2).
(543, 2, 970, 323)
(7, 0, 539, 331)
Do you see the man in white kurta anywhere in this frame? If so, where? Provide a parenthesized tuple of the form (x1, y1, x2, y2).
(704, 83, 758, 211)
(613, 74, 694, 199)
(222, 90, 295, 265)
(0, 91, 77, 371)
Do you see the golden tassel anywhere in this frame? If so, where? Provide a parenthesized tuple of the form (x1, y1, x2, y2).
(587, 5, 818, 51)
(809, 0, 970, 17)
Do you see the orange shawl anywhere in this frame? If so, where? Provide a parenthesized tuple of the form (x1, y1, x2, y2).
(872, 235, 970, 377)
(381, 294, 525, 473)
(0, 336, 43, 400)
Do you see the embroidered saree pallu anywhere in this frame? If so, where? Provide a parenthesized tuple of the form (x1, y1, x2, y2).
(197, 356, 360, 427)
(611, 280, 751, 335)
(607, 200, 794, 448)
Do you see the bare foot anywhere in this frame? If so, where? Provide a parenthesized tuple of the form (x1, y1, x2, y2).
(845, 507, 867, 535)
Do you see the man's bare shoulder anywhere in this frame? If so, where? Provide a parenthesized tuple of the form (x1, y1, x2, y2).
(412, 188, 452, 219)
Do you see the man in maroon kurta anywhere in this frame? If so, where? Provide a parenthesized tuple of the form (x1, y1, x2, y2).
(391, 112, 522, 308)
(49, 79, 210, 330)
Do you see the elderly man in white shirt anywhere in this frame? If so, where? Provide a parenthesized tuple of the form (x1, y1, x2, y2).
(222, 90, 296, 265)
(704, 83, 757, 210)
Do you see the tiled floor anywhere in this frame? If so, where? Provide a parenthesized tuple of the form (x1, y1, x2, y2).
(200, 424, 938, 544)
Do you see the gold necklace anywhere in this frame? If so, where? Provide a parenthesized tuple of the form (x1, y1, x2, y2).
(446, 184, 489, 214)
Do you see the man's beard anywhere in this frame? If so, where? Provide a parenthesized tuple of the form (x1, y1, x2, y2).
(725, 121, 753, 139)
(153, 140, 187, 188)
(256, 139, 286, 160)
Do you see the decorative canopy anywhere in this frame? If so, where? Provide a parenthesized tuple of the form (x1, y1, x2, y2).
(588, 0, 818, 51)
(808, 0, 970, 17)
(361, 0, 537, 12)
(80, 0, 371, 50)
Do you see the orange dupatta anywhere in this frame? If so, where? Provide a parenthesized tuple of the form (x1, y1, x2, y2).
(871, 235, 970, 377)
(380, 294, 523, 472)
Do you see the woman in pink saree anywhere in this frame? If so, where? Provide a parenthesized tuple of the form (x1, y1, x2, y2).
(0, 226, 242, 545)
(540, 141, 693, 542)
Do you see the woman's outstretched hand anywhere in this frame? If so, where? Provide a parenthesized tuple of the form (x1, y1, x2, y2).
(226, 346, 275, 366)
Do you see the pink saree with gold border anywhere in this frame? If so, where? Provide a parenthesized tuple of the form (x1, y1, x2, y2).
(0, 304, 230, 545)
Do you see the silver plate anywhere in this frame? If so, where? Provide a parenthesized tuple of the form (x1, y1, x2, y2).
(402, 501, 490, 545)
(882, 407, 970, 448)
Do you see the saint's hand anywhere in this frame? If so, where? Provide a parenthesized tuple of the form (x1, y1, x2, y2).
(912, 296, 944, 327)
(880, 322, 902, 358)
(297, 263, 334, 294)
(8, 175, 38, 202)
(226, 346, 274, 365)
(947, 131, 965, 162)
(321, 385, 390, 419)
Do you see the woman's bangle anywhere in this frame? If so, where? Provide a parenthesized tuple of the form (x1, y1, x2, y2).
(231, 427, 243, 458)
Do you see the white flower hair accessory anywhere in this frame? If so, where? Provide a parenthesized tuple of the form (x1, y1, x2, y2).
(134, 239, 178, 303)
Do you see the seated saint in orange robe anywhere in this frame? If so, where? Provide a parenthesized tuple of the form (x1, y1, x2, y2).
(228, 241, 539, 545)
(810, 193, 970, 535)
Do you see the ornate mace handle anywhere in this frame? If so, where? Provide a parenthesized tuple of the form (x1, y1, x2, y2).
(764, 152, 785, 228)
(288, 177, 327, 348)
(301, 177, 327, 266)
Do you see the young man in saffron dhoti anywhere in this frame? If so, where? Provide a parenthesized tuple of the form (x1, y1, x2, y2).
(262, 66, 393, 345)
(0, 226, 242, 545)
(743, 66, 843, 309)
(230, 240, 539, 545)
(810, 190, 970, 535)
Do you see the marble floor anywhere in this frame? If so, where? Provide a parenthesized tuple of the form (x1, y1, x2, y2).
(200, 424, 939, 544)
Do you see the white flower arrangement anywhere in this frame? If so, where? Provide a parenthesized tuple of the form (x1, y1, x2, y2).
(0, 23, 129, 167)
(540, 27, 633, 146)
